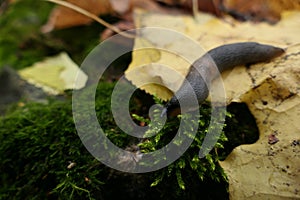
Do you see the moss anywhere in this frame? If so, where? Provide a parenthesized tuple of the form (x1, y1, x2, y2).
(0, 82, 116, 199)
(0, 0, 112, 70)
(0, 100, 96, 199)
(0, 81, 231, 199)
(0, 0, 53, 69)
(136, 102, 229, 199)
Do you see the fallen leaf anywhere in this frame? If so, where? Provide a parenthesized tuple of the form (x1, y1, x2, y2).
(41, 0, 113, 33)
(43, 0, 228, 40)
(18, 52, 88, 94)
(222, 0, 300, 23)
(220, 44, 300, 200)
(126, 9, 300, 101)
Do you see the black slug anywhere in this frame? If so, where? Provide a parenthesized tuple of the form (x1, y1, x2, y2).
(161, 42, 285, 116)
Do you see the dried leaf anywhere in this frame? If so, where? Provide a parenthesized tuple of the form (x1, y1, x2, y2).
(41, 0, 113, 32)
(126, 9, 299, 101)
(223, 0, 300, 23)
(42, 0, 184, 38)
(220, 44, 300, 200)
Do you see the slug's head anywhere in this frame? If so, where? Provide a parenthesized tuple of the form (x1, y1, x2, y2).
(160, 96, 180, 117)
(160, 70, 209, 117)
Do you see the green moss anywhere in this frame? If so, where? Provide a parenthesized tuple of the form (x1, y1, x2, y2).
(0, 0, 110, 70)
(0, 82, 115, 199)
(135, 102, 229, 199)
(0, 82, 230, 199)
(0, 0, 53, 69)
(1, 100, 95, 199)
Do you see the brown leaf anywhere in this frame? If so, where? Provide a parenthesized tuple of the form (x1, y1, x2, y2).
(223, 0, 300, 23)
(41, 0, 113, 33)
(42, 0, 184, 36)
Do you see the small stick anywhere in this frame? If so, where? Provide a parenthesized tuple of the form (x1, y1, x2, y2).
(192, 0, 198, 18)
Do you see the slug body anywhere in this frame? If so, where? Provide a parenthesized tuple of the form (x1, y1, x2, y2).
(162, 42, 284, 116)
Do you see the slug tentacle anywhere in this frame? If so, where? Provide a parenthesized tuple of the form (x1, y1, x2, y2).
(162, 42, 285, 116)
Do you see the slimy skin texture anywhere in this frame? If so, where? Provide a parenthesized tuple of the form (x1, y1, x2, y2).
(162, 42, 285, 116)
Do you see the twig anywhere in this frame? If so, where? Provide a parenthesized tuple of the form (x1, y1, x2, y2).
(44, 0, 135, 39)
(192, 0, 198, 18)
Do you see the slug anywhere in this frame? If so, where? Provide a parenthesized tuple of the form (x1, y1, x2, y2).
(161, 42, 285, 116)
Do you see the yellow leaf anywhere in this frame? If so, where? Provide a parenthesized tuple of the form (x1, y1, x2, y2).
(220, 44, 300, 200)
(19, 52, 88, 94)
(126, 9, 300, 101)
